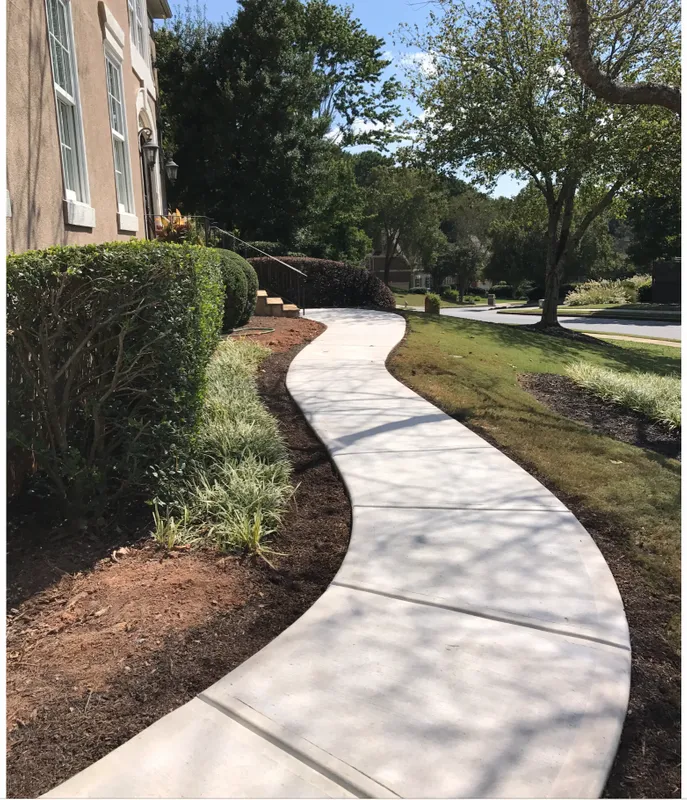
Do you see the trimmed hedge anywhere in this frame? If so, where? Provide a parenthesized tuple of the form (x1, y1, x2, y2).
(245, 241, 288, 257)
(491, 283, 514, 298)
(248, 256, 395, 310)
(424, 293, 441, 314)
(441, 288, 459, 303)
(7, 240, 225, 515)
(214, 249, 258, 330)
(238, 257, 259, 326)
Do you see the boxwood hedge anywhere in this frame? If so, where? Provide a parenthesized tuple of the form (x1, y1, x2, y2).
(248, 256, 395, 310)
(7, 240, 226, 515)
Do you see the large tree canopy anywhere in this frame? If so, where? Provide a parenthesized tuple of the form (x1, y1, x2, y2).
(401, 0, 679, 326)
(155, 0, 400, 245)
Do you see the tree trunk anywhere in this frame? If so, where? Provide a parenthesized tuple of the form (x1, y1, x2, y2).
(539, 212, 563, 327)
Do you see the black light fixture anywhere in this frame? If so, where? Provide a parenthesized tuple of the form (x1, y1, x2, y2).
(164, 157, 179, 184)
(139, 127, 159, 168)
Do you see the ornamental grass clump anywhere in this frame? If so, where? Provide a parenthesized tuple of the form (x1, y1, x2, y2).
(565, 276, 651, 306)
(158, 338, 294, 560)
(567, 362, 680, 430)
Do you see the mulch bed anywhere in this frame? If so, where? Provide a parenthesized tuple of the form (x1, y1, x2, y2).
(519, 372, 680, 460)
(6, 319, 352, 799)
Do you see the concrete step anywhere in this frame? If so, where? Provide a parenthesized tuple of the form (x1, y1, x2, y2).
(254, 290, 301, 318)
(266, 297, 284, 317)
(255, 290, 269, 315)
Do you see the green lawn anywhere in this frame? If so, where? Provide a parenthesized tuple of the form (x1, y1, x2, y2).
(388, 313, 680, 646)
(501, 305, 681, 322)
(393, 291, 516, 309)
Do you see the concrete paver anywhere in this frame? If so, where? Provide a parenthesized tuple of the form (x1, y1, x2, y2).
(46, 307, 630, 799)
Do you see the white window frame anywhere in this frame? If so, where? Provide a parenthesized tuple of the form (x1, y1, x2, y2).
(44, 0, 92, 214)
(104, 47, 137, 229)
(127, 0, 148, 62)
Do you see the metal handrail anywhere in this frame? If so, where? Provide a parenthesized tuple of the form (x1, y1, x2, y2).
(209, 226, 306, 316)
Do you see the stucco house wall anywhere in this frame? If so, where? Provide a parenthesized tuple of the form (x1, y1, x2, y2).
(6, 0, 170, 254)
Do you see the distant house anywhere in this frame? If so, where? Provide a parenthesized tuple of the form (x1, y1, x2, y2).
(366, 251, 492, 292)
(7, 0, 172, 254)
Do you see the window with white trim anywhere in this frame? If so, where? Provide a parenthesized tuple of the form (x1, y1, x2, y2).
(105, 53, 135, 214)
(45, 0, 89, 203)
(128, 0, 147, 61)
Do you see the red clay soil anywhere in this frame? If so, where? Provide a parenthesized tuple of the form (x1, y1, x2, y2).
(230, 314, 324, 352)
(7, 317, 353, 799)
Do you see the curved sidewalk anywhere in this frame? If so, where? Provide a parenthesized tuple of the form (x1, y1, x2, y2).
(47, 308, 630, 799)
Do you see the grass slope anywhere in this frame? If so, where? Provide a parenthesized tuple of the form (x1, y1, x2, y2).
(388, 314, 680, 628)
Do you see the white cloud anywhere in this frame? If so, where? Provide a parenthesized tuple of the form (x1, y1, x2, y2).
(325, 125, 343, 143)
(401, 51, 437, 77)
(350, 118, 395, 135)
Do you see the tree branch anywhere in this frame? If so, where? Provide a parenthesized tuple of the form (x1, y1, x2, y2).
(566, 0, 680, 114)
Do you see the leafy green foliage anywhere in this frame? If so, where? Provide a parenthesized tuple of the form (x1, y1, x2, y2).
(237, 257, 259, 327)
(7, 241, 225, 516)
(295, 147, 372, 263)
(401, 0, 680, 324)
(156, 0, 399, 244)
(565, 276, 651, 306)
(217, 250, 248, 332)
(432, 239, 483, 301)
(248, 256, 395, 309)
(626, 191, 681, 266)
(568, 362, 680, 430)
(365, 165, 447, 283)
(158, 339, 294, 559)
(424, 293, 442, 313)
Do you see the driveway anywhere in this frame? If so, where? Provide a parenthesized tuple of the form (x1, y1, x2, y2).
(440, 306, 682, 341)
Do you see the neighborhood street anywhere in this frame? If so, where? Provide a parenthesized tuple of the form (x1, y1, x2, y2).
(439, 306, 682, 341)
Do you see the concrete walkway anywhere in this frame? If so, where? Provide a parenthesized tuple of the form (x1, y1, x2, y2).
(47, 308, 631, 799)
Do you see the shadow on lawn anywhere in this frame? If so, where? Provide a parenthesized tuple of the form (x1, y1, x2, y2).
(406, 311, 681, 376)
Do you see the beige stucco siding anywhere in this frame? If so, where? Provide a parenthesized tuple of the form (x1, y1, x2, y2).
(7, 0, 156, 253)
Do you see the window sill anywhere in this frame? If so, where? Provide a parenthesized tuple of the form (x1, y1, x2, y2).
(118, 211, 139, 233)
(64, 199, 96, 228)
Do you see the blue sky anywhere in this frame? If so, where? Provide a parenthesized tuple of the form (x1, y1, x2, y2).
(167, 0, 523, 197)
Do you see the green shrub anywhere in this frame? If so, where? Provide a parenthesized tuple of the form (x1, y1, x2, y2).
(244, 241, 288, 257)
(425, 293, 441, 314)
(491, 283, 513, 298)
(408, 287, 428, 295)
(568, 362, 680, 430)
(216, 249, 248, 332)
(441, 288, 460, 303)
(248, 256, 395, 310)
(160, 339, 294, 560)
(7, 240, 224, 515)
(220, 250, 259, 332)
(638, 282, 653, 303)
(469, 286, 487, 297)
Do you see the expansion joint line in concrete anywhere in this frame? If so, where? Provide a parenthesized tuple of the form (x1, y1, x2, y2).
(197, 694, 401, 799)
(331, 581, 631, 652)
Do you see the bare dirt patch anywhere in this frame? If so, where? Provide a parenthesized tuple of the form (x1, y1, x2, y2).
(231, 314, 324, 352)
(519, 372, 680, 460)
(7, 318, 352, 799)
